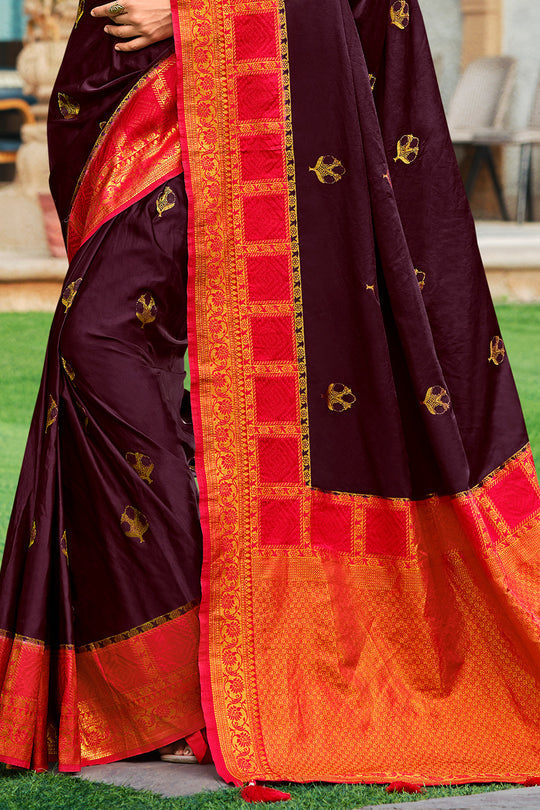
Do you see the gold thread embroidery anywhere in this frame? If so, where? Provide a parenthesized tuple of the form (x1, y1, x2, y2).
(62, 278, 82, 313)
(366, 283, 376, 293)
(60, 530, 69, 564)
(383, 170, 392, 186)
(394, 134, 420, 164)
(309, 155, 346, 184)
(369, 74, 376, 91)
(120, 506, 149, 543)
(29, 521, 37, 549)
(125, 451, 154, 484)
(423, 386, 451, 415)
(58, 93, 80, 120)
(75, 400, 89, 431)
(156, 185, 176, 217)
(390, 0, 410, 29)
(489, 336, 506, 366)
(136, 293, 157, 328)
(415, 268, 426, 290)
(74, 0, 85, 27)
(61, 357, 75, 382)
(45, 394, 58, 433)
(327, 383, 357, 412)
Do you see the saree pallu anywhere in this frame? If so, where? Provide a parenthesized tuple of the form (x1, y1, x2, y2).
(174, 0, 540, 787)
(0, 28, 205, 769)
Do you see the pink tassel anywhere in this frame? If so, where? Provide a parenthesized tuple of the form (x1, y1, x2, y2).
(386, 781, 425, 794)
(241, 781, 291, 803)
(522, 778, 540, 786)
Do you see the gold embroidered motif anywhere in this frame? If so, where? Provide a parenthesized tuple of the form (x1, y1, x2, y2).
(156, 186, 176, 217)
(369, 74, 377, 91)
(383, 170, 392, 186)
(29, 521, 37, 549)
(45, 394, 58, 433)
(58, 93, 80, 120)
(75, 400, 89, 431)
(415, 268, 426, 290)
(366, 284, 375, 293)
(327, 383, 357, 413)
(489, 336, 506, 366)
(60, 531, 69, 564)
(390, 0, 410, 29)
(309, 156, 346, 185)
(394, 134, 420, 165)
(423, 386, 451, 415)
(120, 506, 149, 543)
(62, 278, 83, 313)
(125, 452, 154, 484)
(74, 0, 85, 27)
(61, 357, 75, 382)
(136, 293, 157, 328)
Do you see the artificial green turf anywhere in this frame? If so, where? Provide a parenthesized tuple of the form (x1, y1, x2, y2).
(0, 766, 521, 809)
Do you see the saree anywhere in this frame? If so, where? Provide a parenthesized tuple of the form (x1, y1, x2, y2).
(0, 0, 538, 787)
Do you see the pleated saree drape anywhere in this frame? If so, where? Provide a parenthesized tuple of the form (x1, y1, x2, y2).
(0, 0, 539, 786)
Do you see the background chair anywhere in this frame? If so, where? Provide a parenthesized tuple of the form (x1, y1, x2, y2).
(448, 56, 517, 220)
(0, 97, 36, 165)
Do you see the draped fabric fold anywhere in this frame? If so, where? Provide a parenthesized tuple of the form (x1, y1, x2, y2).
(173, 0, 540, 786)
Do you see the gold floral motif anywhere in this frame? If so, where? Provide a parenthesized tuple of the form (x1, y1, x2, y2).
(60, 530, 69, 564)
(62, 278, 83, 313)
(327, 383, 357, 412)
(156, 185, 176, 217)
(74, 0, 85, 27)
(125, 451, 154, 484)
(45, 394, 58, 433)
(390, 0, 410, 29)
(61, 357, 75, 382)
(29, 521, 37, 549)
(423, 385, 451, 415)
(488, 336, 506, 366)
(58, 93, 80, 120)
(369, 74, 376, 91)
(366, 283, 376, 293)
(394, 134, 420, 165)
(120, 506, 149, 543)
(309, 155, 346, 185)
(415, 268, 426, 290)
(136, 293, 157, 328)
(75, 400, 89, 431)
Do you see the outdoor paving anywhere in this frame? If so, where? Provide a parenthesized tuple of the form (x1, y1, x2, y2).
(361, 786, 540, 809)
(78, 758, 228, 798)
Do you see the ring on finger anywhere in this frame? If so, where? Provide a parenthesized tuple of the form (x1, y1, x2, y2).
(108, 2, 126, 16)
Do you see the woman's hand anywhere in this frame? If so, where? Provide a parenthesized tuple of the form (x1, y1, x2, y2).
(91, 0, 173, 52)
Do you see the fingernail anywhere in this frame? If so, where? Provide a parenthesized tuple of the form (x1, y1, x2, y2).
(115, 44, 120, 50)
(104, 26, 109, 32)
(90, 8, 95, 15)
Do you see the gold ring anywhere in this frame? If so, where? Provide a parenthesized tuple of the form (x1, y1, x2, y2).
(108, 2, 126, 16)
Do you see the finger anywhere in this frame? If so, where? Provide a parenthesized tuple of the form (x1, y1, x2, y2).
(104, 23, 136, 38)
(114, 36, 151, 52)
(91, 2, 127, 18)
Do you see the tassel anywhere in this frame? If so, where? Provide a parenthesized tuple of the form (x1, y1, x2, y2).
(522, 778, 540, 786)
(241, 781, 291, 803)
(386, 781, 425, 794)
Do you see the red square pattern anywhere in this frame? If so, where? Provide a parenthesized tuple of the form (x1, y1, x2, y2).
(258, 437, 300, 484)
(259, 498, 302, 547)
(243, 194, 288, 242)
(250, 315, 295, 362)
(236, 74, 281, 121)
(488, 467, 540, 530)
(234, 12, 278, 61)
(311, 493, 352, 554)
(247, 255, 290, 301)
(240, 134, 284, 182)
(365, 505, 408, 557)
(254, 376, 298, 423)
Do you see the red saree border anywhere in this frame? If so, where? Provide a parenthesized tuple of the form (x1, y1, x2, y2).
(0, 606, 204, 771)
(67, 53, 181, 262)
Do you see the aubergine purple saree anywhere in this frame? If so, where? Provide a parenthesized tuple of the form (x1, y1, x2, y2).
(0, 0, 540, 787)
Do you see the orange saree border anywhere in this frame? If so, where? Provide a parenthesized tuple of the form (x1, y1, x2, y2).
(0, 606, 204, 771)
(173, 0, 540, 787)
(67, 53, 182, 262)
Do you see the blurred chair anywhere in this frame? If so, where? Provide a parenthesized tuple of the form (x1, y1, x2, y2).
(513, 77, 540, 223)
(448, 56, 517, 221)
(0, 97, 36, 165)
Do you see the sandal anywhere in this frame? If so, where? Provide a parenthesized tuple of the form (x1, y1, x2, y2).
(160, 740, 198, 764)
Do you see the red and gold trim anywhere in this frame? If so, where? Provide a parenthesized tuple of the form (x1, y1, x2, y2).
(0, 606, 203, 771)
(67, 54, 181, 262)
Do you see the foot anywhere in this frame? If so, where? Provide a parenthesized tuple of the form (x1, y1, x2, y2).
(159, 740, 198, 764)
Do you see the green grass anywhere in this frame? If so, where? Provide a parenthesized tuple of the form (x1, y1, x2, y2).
(0, 766, 522, 809)
(0, 307, 538, 806)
